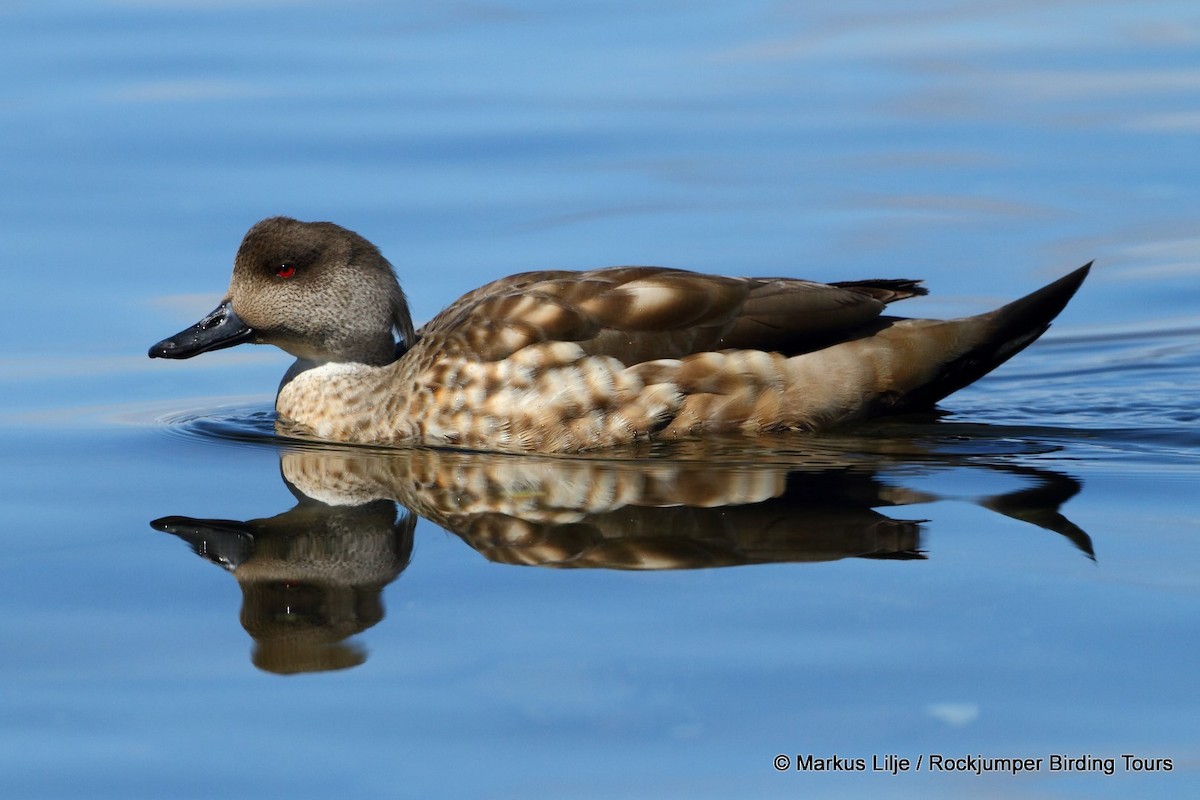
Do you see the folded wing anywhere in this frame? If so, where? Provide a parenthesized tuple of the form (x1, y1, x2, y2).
(419, 266, 926, 365)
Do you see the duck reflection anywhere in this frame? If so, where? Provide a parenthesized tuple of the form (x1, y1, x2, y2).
(153, 435, 1090, 673)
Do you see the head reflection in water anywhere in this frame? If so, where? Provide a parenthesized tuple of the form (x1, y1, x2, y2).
(155, 499, 415, 675)
(152, 436, 1091, 675)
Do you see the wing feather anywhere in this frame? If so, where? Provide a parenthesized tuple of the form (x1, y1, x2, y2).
(418, 266, 923, 364)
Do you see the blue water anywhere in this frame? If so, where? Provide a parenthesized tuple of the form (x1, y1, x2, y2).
(2, 1, 1198, 798)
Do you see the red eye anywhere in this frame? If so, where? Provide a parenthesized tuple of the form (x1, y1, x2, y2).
(276, 263, 297, 279)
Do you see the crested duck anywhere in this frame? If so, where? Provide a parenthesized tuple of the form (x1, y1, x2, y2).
(150, 216, 1090, 452)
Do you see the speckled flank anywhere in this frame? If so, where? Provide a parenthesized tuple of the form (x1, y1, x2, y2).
(151, 217, 1091, 453)
(276, 314, 1027, 450)
(278, 344, 686, 450)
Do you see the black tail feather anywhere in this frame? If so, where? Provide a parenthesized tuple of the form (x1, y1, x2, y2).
(888, 262, 1092, 412)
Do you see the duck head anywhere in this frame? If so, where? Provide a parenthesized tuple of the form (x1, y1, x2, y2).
(149, 217, 414, 367)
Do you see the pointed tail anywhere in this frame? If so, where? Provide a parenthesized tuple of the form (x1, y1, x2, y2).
(630, 263, 1092, 435)
(873, 262, 1092, 413)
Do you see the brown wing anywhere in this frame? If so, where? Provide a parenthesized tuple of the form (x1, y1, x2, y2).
(418, 266, 924, 365)
(718, 277, 927, 354)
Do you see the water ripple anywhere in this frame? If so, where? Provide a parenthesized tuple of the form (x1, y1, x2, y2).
(154, 402, 282, 448)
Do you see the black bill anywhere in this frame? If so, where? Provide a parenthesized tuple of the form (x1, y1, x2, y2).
(148, 299, 255, 359)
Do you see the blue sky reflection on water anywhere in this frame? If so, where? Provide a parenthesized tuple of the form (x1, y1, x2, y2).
(0, 1, 1198, 798)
